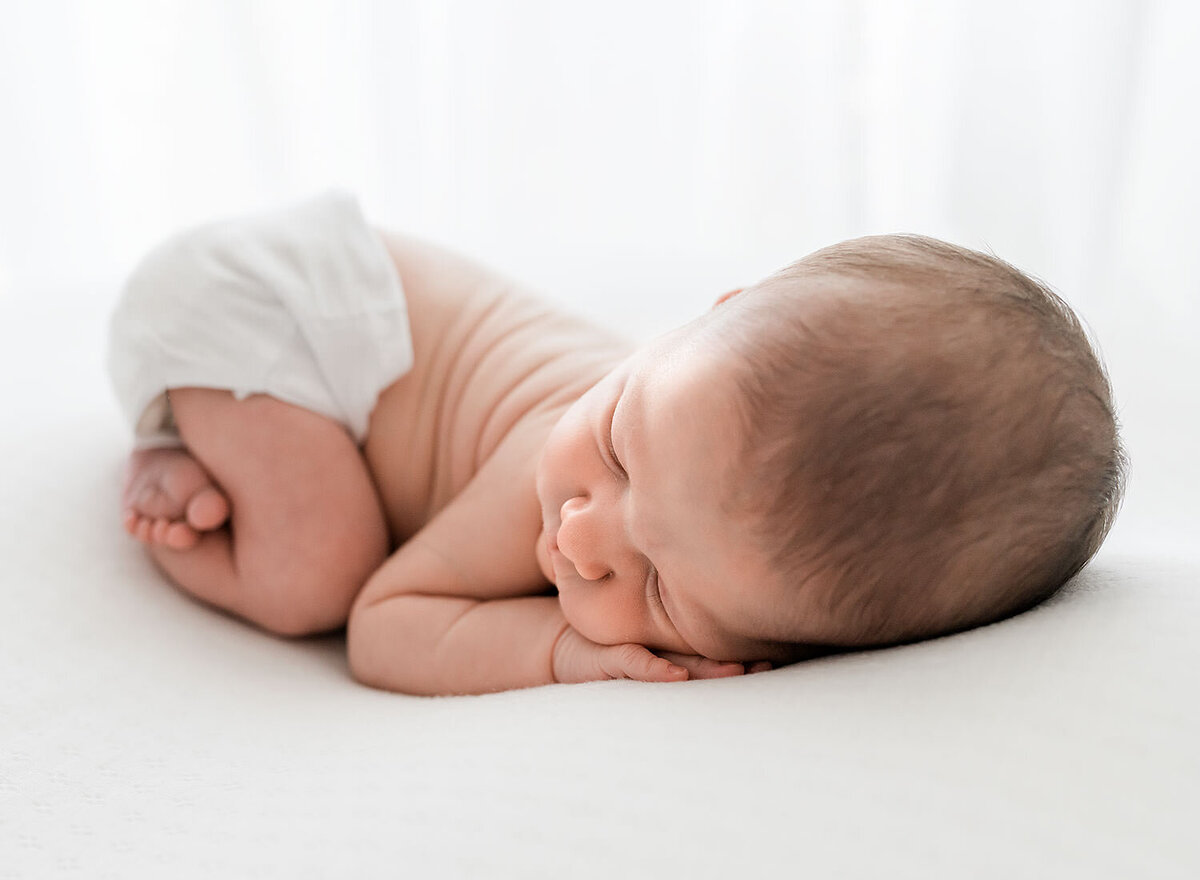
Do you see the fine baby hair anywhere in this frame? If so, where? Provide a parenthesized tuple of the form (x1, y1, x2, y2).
(708, 234, 1127, 648)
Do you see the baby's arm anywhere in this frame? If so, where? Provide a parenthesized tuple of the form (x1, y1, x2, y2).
(347, 422, 691, 695)
(348, 547, 694, 696)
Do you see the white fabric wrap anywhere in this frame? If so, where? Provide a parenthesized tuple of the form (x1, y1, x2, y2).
(107, 191, 413, 446)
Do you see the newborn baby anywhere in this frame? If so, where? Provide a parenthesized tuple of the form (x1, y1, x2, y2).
(109, 193, 1126, 695)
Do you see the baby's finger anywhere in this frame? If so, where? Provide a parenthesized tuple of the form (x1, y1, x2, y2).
(747, 661, 773, 674)
(604, 644, 688, 682)
(658, 652, 746, 680)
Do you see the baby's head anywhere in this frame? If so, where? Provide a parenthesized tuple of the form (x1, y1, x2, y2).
(535, 234, 1126, 663)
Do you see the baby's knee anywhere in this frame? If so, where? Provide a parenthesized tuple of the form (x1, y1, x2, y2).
(246, 567, 370, 638)
(229, 522, 386, 639)
(256, 608, 335, 639)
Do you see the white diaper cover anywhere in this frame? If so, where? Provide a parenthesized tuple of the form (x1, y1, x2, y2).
(107, 191, 414, 448)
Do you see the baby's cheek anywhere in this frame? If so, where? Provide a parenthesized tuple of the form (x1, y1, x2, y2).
(556, 586, 596, 638)
(556, 586, 624, 646)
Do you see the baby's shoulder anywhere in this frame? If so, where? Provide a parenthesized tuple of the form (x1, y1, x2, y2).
(466, 295, 625, 474)
(383, 231, 628, 450)
(368, 232, 629, 517)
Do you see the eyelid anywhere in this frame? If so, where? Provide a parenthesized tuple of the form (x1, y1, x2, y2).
(646, 566, 670, 622)
(605, 402, 627, 477)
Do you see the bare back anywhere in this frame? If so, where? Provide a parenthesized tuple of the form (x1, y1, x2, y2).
(365, 233, 633, 549)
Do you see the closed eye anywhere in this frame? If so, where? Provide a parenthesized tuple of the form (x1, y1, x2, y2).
(605, 404, 627, 477)
(645, 566, 668, 619)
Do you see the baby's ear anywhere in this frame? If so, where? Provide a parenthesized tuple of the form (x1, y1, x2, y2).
(713, 288, 744, 308)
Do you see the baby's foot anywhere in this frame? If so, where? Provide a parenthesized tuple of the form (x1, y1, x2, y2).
(121, 448, 230, 550)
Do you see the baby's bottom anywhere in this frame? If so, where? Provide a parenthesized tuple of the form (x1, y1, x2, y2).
(121, 388, 389, 636)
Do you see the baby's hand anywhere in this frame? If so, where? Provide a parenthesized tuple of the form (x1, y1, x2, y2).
(551, 626, 767, 684)
(656, 651, 772, 679)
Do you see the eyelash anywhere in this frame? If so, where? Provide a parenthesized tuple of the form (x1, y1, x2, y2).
(645, 567, 667, 617)
(605, 408, 626, 477)
(603, 395, 665, 623)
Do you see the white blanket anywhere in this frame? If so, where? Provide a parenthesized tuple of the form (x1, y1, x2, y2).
(2, 292, 1196, 879)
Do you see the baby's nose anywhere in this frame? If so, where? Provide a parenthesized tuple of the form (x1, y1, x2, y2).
(557, 497, 611, 582)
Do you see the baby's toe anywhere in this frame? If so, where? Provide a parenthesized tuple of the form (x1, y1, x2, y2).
(150, 518, 173, 544)
(133, 516, 154, 543)
(163, 521, 200, 550)
(185, 487, 230, 532)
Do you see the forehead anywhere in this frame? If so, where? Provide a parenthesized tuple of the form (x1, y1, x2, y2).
(626, 329, 743, 508)
(636, 336, 741, 456)
(621, 332, 785, 654)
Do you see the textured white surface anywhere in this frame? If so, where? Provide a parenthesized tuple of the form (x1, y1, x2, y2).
(2, 292, 1198, 879)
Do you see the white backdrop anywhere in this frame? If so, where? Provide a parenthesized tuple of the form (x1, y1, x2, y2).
(1, 0, 1197, 555)
(2, 6, 1199, 877)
